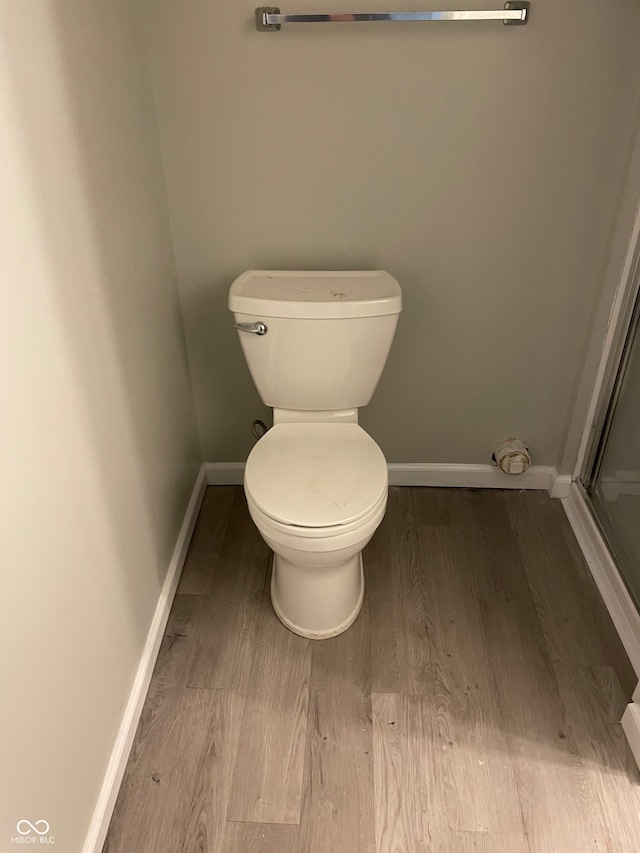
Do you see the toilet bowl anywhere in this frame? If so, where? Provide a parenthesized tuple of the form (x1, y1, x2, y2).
(229, 270, 402, 638)
(244, 422, 388, 639)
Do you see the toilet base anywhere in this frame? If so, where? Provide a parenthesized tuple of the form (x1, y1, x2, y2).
(270, 553, 364, 640)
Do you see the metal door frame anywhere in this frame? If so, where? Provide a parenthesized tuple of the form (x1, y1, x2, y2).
(582, 260, 640, 490)
(576, 192, 640, 489)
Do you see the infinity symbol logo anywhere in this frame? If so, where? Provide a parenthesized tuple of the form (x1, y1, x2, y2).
(17, 820, 50, 836)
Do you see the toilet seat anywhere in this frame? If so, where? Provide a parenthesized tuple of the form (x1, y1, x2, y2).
(247, 488, 387, 542)
(244, 422, 388, 529)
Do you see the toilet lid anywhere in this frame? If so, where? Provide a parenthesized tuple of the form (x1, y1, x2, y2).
(245, 423, 388, 528)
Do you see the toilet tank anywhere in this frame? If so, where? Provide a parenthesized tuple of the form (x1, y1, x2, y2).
(229, 270, 402, 411)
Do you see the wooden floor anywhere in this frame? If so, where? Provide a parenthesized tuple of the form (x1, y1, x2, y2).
(103, 487, 640, 853)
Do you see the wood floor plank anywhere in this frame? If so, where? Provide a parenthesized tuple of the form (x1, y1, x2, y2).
(507, 491, 625, 672)
(428, 830, 530, 852)
(466, 491, 617, 851)
(551, 662, 640, 852)
(479, 591, 611, 853)
(164, 592, 199, 640)
(177, 487, 236, 595)
(411, 491, 523, 835)
(367, 487, 432, 695)
(556, 498, 637, 696)
(298, 602, 374, 853)
(227, 592, 312, 824)
(187, 490, 269, 691)
(105, 487, 640, 853)
(104, 688, 242, 853)
(132, 593, 199, 748)
(372, 692, 433, 853)
(221, 822, 299, 853)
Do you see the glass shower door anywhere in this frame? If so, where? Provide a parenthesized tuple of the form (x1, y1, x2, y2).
(587, 298, 640, 605)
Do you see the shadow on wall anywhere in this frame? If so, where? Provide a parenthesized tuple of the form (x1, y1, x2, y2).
(0, 0, 200, 850)
(184, 276, 269, 461)
(0, 4, 200, 847)
(3, 0, 200, 599)
(0, 0, 204, 851)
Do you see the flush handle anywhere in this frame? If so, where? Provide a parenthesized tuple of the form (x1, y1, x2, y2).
(234, 321, 268, 335)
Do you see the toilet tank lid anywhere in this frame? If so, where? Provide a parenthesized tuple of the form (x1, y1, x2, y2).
(228, 270, 402, 319)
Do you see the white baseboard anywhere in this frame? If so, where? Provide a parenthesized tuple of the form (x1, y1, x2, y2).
(561, 482, 640, 678)
(206, 461, 568, 495)
(82, 463, 207, 853)
(387, 463, 563, 492)
(548, 471, 573, 499)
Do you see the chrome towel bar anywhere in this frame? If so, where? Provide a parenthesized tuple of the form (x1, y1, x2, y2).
(256, 1, 529, 30)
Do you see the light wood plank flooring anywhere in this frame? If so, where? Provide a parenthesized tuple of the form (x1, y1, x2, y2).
(103, 487, 640, 853)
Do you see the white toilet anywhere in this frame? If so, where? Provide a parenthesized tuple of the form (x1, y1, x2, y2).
(229, 270, 402, 639)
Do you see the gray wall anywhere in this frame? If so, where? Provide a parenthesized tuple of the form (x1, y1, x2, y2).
(0, 1, 200, 849)
(145, 0, 640, 469)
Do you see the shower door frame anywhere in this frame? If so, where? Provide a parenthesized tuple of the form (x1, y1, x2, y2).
(579, 237, 640, 494)
(571, 149, 640, 769)
(575, 189, 640, 492)
(562, 119, 640, 767)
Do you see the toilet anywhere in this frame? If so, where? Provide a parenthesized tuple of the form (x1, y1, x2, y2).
(229, 270, 402, 639)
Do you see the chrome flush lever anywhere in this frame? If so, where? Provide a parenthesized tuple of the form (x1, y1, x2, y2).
(234, 321, 268, 335)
